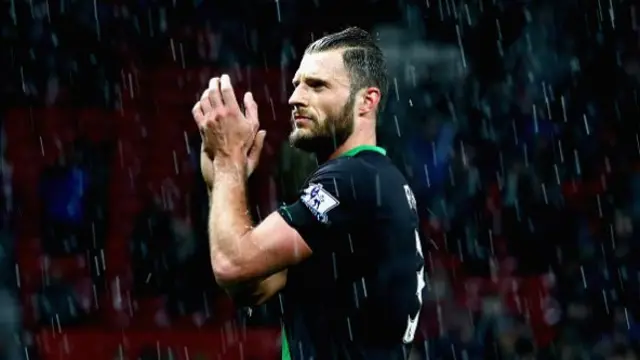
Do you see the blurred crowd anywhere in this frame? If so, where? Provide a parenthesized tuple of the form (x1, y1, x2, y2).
(0, 0, 639, 359)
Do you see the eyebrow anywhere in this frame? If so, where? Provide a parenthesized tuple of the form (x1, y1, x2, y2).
(292, 76, 327, 87)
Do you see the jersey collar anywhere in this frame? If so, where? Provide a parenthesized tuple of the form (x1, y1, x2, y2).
(340, 145, 387, 158)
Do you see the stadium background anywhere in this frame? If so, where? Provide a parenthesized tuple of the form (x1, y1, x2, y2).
(0, 0, 639, 358)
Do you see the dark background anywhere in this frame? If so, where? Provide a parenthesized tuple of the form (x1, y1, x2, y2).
(0, 0, 639, 358)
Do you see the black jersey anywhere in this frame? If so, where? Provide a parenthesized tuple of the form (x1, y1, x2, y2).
(277, 145, 425, 360)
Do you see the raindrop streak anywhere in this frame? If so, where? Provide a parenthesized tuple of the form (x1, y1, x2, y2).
(533, 105, 539, 134)
(463, 4, 471, 25)
(392, 115, 401, 138)
(20, 67, 26, 93)
(183, 131, 190, 155)
(9, 0, 16, 24)
(361, 278, 368, 298)
(558, 140, 564, 163)
(45, 0, 51, 22)
(455, 24, 467, 68)
(580, 266, 587, 288)
(583, 114, 590, 135)
(608, 0, 615, 28)
(179, 43, 186, 68)
(173, 150, 179, 174)
(93, 0, 100, 40)
(424, 165, 431, 188)
(170, 38, 176, 61)
(393, 77, 400, 102)
(352, 283, 359, 308)
(275, 0, 282, 23)
(543, 83, 552, 119)
(15, 264, 20, 289)
(332, 253, 338, 279)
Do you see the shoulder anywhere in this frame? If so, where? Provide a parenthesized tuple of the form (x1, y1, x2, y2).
(305, 152, 405, 206)
(309, 153, 391, 184)
(305, 156, 374, 196)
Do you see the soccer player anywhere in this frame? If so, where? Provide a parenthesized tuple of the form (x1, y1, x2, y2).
(192, 27, 425, 359)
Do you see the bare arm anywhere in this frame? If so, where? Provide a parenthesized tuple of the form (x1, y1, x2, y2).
(207, 184, 288, 303)
(208, 155, 253, 283)
(200, 75, 308, 302)
(226, 270, 288, 306)
(204, 146, 289, 304)
(208, 156, 311, 288)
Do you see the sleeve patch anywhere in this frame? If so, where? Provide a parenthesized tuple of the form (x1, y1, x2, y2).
(300, 183, 340, 224)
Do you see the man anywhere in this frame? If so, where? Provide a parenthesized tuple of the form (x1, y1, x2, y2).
(192, 27, 425, 359)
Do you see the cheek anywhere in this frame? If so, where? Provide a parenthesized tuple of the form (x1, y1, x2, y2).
(313, 96, 343, 123)
(316, 114, 327, 126)
(317, 106, 337, 123)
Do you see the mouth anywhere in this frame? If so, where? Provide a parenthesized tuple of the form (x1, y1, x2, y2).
(293, 115, 313, 126)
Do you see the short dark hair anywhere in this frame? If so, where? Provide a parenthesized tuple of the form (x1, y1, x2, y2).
(305, 27, 389, 112)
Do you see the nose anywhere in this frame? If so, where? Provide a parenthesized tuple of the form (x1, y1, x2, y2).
(288, 86, 308, 108)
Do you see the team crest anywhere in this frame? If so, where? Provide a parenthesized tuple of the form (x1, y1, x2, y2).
(300, 183, 339, 224)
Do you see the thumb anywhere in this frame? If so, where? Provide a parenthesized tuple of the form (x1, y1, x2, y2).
(248, 130, 267, 170)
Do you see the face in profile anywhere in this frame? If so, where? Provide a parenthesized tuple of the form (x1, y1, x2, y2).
(288, 50, 356, 154)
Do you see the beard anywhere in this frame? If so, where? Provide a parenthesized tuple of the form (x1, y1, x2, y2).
(289, 92, 355, 155)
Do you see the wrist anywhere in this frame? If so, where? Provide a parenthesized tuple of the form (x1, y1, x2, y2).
(213, 153, 247, 176)
(214, 151, 245, 166)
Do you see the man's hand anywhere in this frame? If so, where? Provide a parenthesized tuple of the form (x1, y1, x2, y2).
(200, 74, 262, 160)
(192, 75, 266, 189)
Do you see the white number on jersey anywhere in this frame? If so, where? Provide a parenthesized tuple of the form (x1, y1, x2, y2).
(401, 185, 425, 344)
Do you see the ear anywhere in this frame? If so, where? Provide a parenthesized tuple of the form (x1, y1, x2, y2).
(357, 87, 381, 116)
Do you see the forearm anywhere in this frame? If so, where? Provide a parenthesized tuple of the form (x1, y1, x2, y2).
(207, 166, 288, 304)
(208, 156, 255, 284)
(226, 270, 287, 306)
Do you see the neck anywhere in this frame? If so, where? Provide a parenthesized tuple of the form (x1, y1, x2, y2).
(319, 126, 377, 163)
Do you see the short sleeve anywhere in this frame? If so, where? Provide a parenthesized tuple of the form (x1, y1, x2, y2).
(277, 169, 355, 253)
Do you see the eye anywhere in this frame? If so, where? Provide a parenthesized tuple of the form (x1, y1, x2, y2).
(308, 80, 325, 90)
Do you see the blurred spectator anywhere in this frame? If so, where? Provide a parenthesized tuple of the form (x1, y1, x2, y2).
(39, 140, 110, 256)
(0, 111, 23, 360)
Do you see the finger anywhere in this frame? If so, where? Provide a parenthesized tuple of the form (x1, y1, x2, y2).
(220, 74, 241, 112)
(200, 89, 213, 114)
(248, 130, 267, 170)
(208, 77, 223, 110)
(192, 102, 205, 126)
(244, 91, 259, 127)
